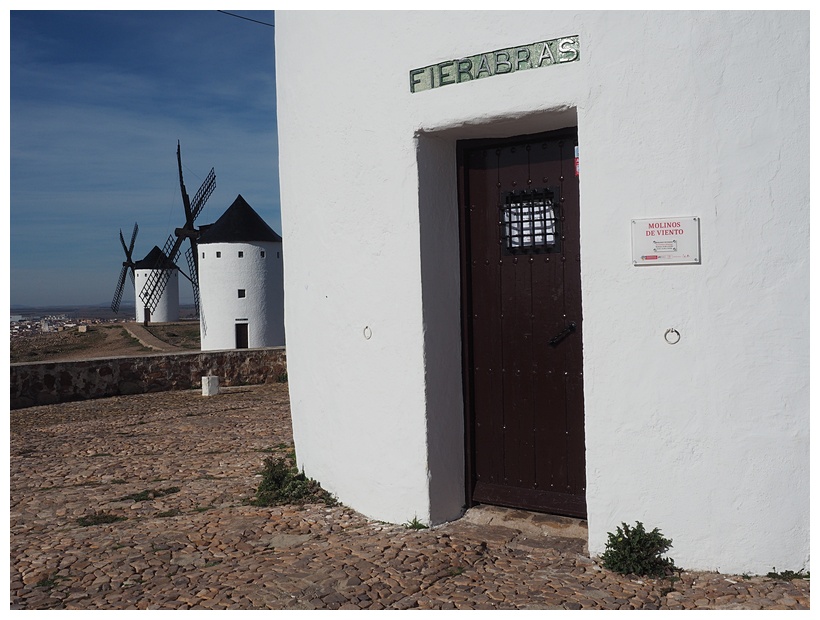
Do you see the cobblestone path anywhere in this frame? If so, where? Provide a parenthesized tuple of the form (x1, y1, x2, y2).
(10, 383, 810, 610)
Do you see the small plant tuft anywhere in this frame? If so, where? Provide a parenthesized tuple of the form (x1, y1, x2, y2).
(117, 486, 180, 502)
(35, 574, 61, 590)
(403, 516, 428, 530)
(600, 521, 678, 577)
(76, 511, 128, 527)
(659, 574, 681, 596)
(156, 509, 181, 518)
(767, 567, 809, 581)
(252, 456, 337, 507)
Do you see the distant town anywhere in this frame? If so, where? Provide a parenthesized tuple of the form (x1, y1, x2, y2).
(9, 305, 199, 341)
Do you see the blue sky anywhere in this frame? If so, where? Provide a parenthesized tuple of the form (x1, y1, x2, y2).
(9, 10, 279, 308)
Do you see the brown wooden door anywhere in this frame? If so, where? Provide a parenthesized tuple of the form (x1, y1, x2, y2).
(458, 128, 586, 518)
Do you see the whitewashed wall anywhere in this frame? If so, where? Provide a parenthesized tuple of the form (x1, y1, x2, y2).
(275, 11, 809, 574)
(134, 269, 179, 324)
(197, 241, 284, 351)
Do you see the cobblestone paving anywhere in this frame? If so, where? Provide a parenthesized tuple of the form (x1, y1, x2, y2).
(10, 384, 810, 610)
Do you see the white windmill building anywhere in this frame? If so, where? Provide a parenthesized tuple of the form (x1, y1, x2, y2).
(197, 194, 284, 350)
(134, 246, 180, 324)
(111, 224, 179, 324)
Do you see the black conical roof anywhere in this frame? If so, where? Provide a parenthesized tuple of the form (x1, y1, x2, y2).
(135, 246, 178, 270)
(197, 194, 282, 244)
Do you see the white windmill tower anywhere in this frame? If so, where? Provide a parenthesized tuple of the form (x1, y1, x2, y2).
(133, 246, 180, 323)
(197, 194, 284, 351)
(110, 224, 180, 323)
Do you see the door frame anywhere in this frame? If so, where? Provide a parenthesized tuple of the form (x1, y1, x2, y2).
(457, 127, 585, 515)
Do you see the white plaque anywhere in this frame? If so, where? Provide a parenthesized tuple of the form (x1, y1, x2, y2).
(632, 217, 700, 265)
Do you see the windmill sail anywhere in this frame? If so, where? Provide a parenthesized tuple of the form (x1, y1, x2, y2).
(111, 222, 139, 313)
(111, 265, 129, 313)
(185, 245, 201, 315)
(138, 142, 215, 314)
(190, 168, 216, 221)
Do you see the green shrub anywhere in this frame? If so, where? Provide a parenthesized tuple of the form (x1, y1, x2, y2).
(600, 521, 678, 577)
(252, 456, 336, 507)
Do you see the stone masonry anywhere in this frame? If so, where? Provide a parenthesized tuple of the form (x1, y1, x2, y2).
(10, 348, 286, 410)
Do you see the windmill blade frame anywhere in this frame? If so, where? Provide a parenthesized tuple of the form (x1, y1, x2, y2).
(138, 143, 215, 314)
(111, 265, 129, 313)
(128, 221, 139, 253)
(190, 168, 216, 222)
(185, 245, 201, 315)
(111, 222, 139, 313)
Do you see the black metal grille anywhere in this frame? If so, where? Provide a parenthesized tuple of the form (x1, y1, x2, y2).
(500, 189, 559, 254)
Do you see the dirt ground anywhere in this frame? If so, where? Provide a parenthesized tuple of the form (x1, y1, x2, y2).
(142, 323, 200, 350)
(10, 323, 199, 364)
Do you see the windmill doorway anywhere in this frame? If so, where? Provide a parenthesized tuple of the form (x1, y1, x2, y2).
(235, 323, 249, 349)
(458, 127, 586, 519)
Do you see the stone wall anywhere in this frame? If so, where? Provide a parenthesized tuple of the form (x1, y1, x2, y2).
(10, 348, 287, 410)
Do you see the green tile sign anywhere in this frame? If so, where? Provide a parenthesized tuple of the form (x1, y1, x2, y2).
(410, 36, 579, 94)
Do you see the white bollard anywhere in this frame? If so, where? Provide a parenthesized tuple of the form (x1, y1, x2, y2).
(202, 376, 219, 396)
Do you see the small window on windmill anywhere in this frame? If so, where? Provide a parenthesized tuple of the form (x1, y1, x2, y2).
(261, 250, 266, 258)
(238, 251, 244, 258)
(216, 251, 221, 258)
(201, 252, 205, 259)
(238, 289, 246, 298)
